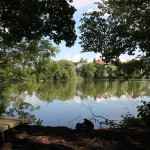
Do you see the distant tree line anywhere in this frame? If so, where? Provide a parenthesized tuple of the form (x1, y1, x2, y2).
(38, 57, 150, 81)
(38, 59, 76, 81)
(35, 59, 150, 81)
(76, 58, 150, 80)
(1, 46, 149, 82)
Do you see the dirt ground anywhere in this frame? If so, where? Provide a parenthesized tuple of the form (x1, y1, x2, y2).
(1, 125, 150, 150)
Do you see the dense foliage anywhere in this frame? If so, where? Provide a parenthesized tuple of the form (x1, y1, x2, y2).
(39, 59, 77, 81)
(0, 0, 77, 83)
(79, 0, 150, 61)
(79, 59, 149, 80)
(0, 0, 76, 47)
(81, 63, 95, 79)
(120, 101, 150, 128)
(79, 0, 150, 77)
(0, 39, 59, 81)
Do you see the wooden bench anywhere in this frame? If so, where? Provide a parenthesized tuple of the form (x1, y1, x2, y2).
(0, 117, 29, 145)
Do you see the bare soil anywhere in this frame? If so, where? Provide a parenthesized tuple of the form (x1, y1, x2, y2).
(1, 125, 150, 150)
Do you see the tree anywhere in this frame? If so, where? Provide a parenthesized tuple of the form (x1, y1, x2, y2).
(0, 1, 77, 82)
(57, 59, 76, 79)
(0, 0, 77, 47)
(79, 58, 88, 63)
(79, 0, 150, 62)
(0, 39, 59, 81)
(81, 63, 95, 79)
(94, 63, 105, 79)
(0, 82, 12, 116)
(93, 58, 97, 64)
(106, 64, 117, 79)
(114, 60, 144, 79)
(39, 60, 60, 81)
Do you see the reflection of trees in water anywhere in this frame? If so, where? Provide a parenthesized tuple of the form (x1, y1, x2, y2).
(0, 81, 12, 116)
(5, 101, 40, 124)
(1, 81, 41, 125)
(77, 80, 150, 99)
(9, 80, 149, 104)
(35, 80, 77, 102)
(1, 80, 150, 121)
(78, 80, 120, 99)
(117, 80, 150, 98)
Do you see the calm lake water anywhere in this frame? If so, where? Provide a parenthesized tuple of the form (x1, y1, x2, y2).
(2, 79, 150, 129)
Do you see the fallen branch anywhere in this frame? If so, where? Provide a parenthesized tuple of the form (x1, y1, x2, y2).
(88, 106, 120, 128)
(68, 115, 82, 127)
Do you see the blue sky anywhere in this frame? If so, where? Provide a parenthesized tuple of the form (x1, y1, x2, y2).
(52, 0, 136, 62)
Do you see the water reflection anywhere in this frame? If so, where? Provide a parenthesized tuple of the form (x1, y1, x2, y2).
(79, 80, 150, 99)
(0, 79, 150, 128)
(0, 81, 12, 115)
(0, 81, 41, 125)
(36, 81, 76, 102)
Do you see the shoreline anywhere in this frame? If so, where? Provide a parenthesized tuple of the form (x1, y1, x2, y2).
(1, 125, 150, 150)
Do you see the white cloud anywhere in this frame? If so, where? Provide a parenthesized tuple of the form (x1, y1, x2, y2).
(62, 53, 102, 63)
(88, 53, 102, 62)
(96, 97, 105, 103)
(119, 56, 126, 62)
(119, 54, 135, 62)
(88, 57, 94, 63)
(73, 96, 89, 107)
(95, 53, 102, 60)
(73, 96, 82, 103)
(87, 8, 94, 13)
(62, 52, 71, 60)
(72, 54, 81, 62)
(70, 0, 100, 10)
(61, 53, 87, 62)
(25, 92, 41, 106)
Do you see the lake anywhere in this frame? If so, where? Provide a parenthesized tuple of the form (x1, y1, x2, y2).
(1, 79, 150, 129)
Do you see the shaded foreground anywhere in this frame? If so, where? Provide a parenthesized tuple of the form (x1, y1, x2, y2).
(1, 125, 150, 150)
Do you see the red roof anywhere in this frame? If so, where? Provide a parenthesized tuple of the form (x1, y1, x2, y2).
(97, 94, 104, 98)
(126, 59, 131, 63)
(96, 61, 104, 64)
(97, 93, 110, 98)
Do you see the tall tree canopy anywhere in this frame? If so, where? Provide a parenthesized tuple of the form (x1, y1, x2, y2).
(79, 0, 150, 62)
(0, 0, 76, 47)
(0, 39, 60, 81)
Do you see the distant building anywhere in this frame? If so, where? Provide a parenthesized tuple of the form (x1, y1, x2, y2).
(126, 59, 131, 63)
(96, 61, 104, 65)
(97, 93, 110, 98)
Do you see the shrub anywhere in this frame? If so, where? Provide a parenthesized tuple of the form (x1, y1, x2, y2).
(120, 101, 150, 128)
